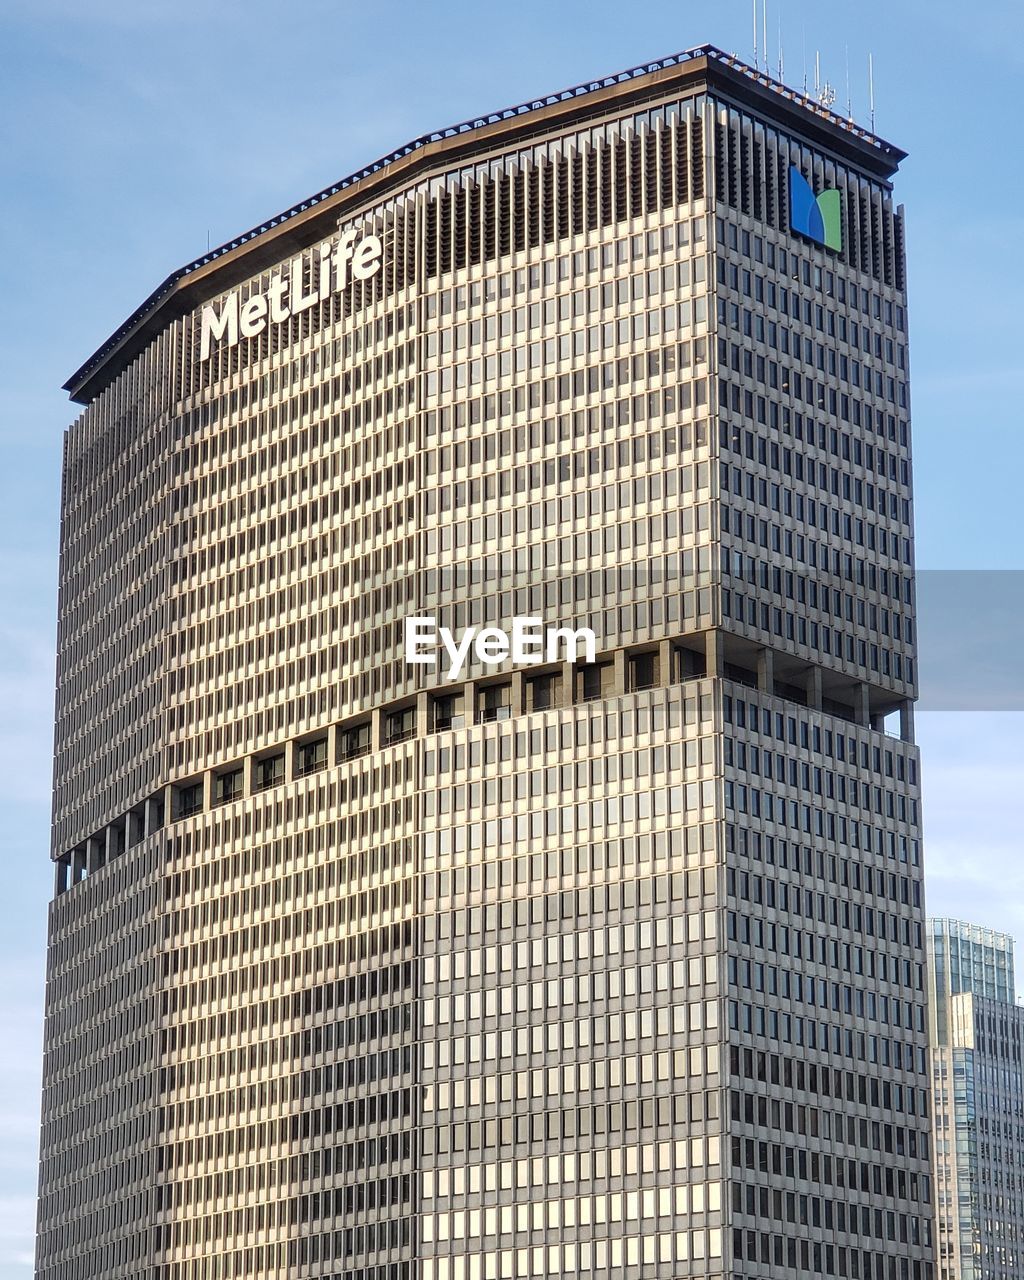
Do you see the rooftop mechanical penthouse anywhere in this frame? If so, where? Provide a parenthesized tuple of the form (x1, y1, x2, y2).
(39, 45, 931, 1280)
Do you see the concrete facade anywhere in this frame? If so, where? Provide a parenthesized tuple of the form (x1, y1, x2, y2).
(37, 46, 931, 1280)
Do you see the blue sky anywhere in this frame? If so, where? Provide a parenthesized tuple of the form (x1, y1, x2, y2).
(1, 0, 1022, 1273)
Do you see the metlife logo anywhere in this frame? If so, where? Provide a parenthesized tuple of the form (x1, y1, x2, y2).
(788, 165, 843, 252)
(199, 227, 382, 359)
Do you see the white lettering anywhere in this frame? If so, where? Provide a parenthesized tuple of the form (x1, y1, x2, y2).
(475, 627, 510, 665)
(289, 256, 319, 313)
(239, 294, 268, 338)
(403, 617, 437, 666)
(332, 228, 360, 290)
(440, 626, 478, 682)
(353, 234, 383, 281)
(405, 617, 597, 682)
(318, 242, 333, 300)
(200, 296, 237, 360)
(199, 226, 383, 358)
(267, 276, 289, 324)
(510, 617, 544, 664)
(545, 626, 596, 665)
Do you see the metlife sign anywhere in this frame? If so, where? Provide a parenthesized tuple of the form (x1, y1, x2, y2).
(199, 227, 382, 359)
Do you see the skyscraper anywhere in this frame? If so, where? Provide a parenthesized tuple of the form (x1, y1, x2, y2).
(928, 919, 1024, 1279)
(37, 45, 932, 1280)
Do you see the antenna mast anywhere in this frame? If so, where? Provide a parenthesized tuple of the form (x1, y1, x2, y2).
(762, 0, 768, 76)
(869, 53, 876, 130)
(801, 24, 807, 94)
(753, 0, 759, 71)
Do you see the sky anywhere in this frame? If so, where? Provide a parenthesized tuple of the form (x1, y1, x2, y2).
(1, 0, 1022, 1273)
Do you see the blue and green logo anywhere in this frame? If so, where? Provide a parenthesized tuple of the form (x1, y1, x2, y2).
(789, 166, 842, 252)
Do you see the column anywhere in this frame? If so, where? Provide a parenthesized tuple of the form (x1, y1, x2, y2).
(54, 855, 70, 896)
(511, 670, 526, 716)
(416, 690, 430, 736)
(757, 648, 775, 696)
(658, 639, 674, 687)
(705, 630, 723, 679)
(806, 666, 822, 711)
(612, 649, 627, 696)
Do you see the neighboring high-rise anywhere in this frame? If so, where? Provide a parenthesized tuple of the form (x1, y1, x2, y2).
(37, 45, 932, 1280)
(928, 920, 1024, 1280)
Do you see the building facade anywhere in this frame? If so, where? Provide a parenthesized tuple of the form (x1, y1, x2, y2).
(929, 920, 1024, 1279)
(37, 46, 932, 1280)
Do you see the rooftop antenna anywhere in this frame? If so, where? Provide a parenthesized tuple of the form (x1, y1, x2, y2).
(778, 8, 784, 82)
(762, 0, 768, 76)
(868, 52, 876, 130)
(814, 51, 836, 108)
(798, 24, 808, 94)
(845, 44, 852, 119)
(752, 0, 759, 71)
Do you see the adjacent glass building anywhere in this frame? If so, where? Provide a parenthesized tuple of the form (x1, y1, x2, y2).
(929, 920, 1024, 1279)
(37, 46, 933, 1280)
